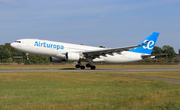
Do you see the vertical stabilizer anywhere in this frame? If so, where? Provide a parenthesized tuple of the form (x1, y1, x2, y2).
(129, 32, 159, 54)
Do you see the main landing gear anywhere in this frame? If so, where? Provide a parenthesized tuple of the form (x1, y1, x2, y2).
(75, 62, 96, 70)
(86, 63, 96, 70)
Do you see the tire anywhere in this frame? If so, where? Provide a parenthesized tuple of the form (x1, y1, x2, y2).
(90, 66, 96, 70)
(86, 64, 91, 67)
(80, 66, 85, 69)
(75, 65, 80, 68)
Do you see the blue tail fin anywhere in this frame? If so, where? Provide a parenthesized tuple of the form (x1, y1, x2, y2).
(129, 32, 159, 54)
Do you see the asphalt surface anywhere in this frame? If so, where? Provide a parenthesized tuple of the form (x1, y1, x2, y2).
(0, 67, 180, 73)
(1, 67, 180, 84)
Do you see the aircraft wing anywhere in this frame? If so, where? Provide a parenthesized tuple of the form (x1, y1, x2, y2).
(81, 44, 145, 58)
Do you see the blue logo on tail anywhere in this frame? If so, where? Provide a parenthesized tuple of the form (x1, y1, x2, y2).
(129, 32, 159, 54)
(143, 40, 154, 50)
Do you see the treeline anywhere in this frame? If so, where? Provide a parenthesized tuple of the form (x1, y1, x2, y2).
(152, 45, 177, 59)
(0, 43, 178, 63)
(0, 43, 49, 63)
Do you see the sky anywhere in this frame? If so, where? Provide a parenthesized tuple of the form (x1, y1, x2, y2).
(0, 0, 180, 53)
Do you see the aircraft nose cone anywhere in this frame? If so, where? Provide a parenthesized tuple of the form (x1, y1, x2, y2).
(10, 43, 15, 48)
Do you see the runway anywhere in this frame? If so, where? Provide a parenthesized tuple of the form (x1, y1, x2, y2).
(1, 67, 180, 84)
(0, 67, 180, 73)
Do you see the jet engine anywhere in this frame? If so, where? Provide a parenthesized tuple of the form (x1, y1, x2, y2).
(49, 57, 63, 62)
(65, 52, 81, 61)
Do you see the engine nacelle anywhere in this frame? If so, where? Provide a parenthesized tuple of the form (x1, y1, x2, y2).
(65, 52, 80, 61)
(49, 57, 63, 62)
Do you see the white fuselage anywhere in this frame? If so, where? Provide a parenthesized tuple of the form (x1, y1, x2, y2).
(10, 39, 143, 63)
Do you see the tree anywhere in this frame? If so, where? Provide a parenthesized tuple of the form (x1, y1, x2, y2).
(4, 48, 11, 59)
(0, 46, 4, 62)
(152, 46, 163, 58)
(99, 46, 105, 48)
(4, 43, 12, 51)
(162, 45, 176, 59)
(0, 46, 11, 63)
(152, 46, 163, 54)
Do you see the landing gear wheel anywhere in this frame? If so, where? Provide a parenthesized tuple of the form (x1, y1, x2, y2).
(75, 64, 80, 68)
(80, 66, 85, 70)
(86, 63, 91, 67)
(90, 66, 96, 70)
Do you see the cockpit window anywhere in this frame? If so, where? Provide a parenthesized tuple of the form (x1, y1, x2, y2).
(15, 41, 21, 43)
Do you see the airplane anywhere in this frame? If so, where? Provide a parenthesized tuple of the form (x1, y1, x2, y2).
(10, 32, 162, 70)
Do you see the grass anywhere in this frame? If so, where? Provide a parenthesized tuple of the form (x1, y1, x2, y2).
(108, 71, 180, 80)
(0, 64, 180, 69)
(1, 72, 180, 110)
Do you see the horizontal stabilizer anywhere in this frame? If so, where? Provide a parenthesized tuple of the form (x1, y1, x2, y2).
(141, 53, 168, 59)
